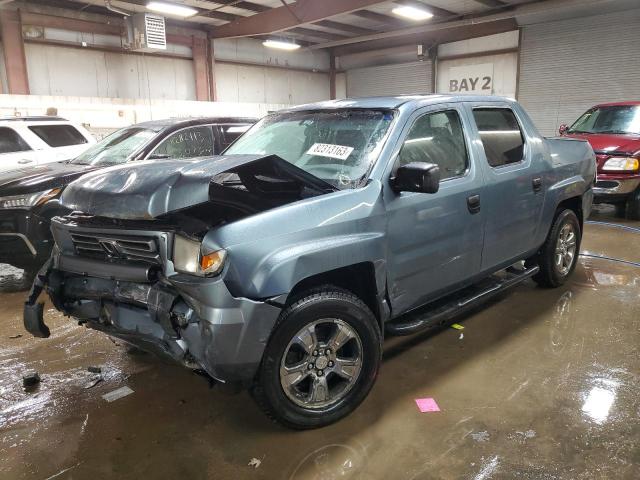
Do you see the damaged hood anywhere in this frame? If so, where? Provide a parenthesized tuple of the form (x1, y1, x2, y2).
(60, 154, 336, 220)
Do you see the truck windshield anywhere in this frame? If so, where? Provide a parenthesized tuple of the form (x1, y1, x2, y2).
(71, 127, 156, 166)
(568, 105, 640, 135)
(224, 109, 395, 189)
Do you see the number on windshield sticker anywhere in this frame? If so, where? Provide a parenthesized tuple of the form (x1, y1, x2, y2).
(306, 143, 354, 161)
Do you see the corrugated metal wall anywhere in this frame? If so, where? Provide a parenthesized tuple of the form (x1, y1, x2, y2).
(518, 9, 640, 136)
(346, 61, 433, 97)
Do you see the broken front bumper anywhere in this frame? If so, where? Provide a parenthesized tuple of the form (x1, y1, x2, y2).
(23, 249, 282, 386)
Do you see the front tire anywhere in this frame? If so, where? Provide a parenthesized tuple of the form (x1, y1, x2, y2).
(625, 188, 640, 220)
(252, 287, 381, 429)
(531, 209, 581, 288)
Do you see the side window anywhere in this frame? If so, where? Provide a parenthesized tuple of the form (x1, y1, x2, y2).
(0, 127, 32, 154)
(28, 125, 88, 147)
(151, 126, 215, 159)
(218, 124, 252, 152)
(397, 110, 469, 180)
(472, 108, 525, 167)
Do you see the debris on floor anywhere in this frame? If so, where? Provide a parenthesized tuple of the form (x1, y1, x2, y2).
(84, 374, 103, 389)
(459, 333, 464, 340)
(8, 334, 22, 339)
(415, 397, 440, 413)
(22, 371, 41, 389)
(248, 458, 262, 469)
(102, 386, 134, 402)
(471, 431, 490, 442)
(451, 323, 465, 330)
(87, 366, 102, 374)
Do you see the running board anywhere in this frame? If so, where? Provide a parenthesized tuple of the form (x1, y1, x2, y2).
(385, 265, 539, 336)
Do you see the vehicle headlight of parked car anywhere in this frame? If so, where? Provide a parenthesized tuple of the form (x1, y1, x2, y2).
(173, 235, 226, 276)
(602, 156, 639, 172)
(0, 188, 61, 209)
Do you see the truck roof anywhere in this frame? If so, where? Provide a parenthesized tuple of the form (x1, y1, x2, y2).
(593, 101, 640, 107)
(283, 94, 517, 112)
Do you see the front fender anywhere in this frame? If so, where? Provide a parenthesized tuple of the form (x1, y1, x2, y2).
(227, 232, 387, 300)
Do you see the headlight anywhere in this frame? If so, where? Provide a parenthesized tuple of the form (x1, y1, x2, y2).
(173, 235, 226, 277)
(0, 188, 61, 209)
(602, 157, 639, 172)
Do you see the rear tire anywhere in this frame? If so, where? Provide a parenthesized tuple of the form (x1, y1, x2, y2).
(531, 209, 581, 288)
(251, 287, 381, 430)
(625, 188, 640, 220)
(614, 202, 627, 218)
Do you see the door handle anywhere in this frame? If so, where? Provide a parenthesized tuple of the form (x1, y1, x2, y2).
(18, 159, 33, 164)
(532, 177, 542, 192)
(467, 194, 481, 214)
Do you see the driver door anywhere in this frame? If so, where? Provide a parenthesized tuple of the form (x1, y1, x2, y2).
(384, 105, 486, 315)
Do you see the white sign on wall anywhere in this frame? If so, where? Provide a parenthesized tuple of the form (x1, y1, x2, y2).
(447, 63, 494, 94)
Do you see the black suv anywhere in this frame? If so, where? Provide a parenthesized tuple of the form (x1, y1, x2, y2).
(0, 117, 255, 278)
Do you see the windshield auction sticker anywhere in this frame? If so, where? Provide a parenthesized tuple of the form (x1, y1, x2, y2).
(306, 143, 354, 160)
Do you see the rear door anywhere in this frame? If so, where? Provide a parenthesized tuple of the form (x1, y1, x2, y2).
(0, 126, 40, 172)
(384, 104, 486, 314)
(467, 103, 545, 271)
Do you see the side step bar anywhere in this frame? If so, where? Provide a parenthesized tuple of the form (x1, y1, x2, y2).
(385, 265, 540, 336)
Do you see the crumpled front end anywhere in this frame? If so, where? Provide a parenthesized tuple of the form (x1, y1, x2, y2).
(23, 215, 282, 386)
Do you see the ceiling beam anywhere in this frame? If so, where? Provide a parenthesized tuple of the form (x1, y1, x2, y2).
(473, 0, 509, 7)
(350, 10, 406, 28)
(311, 0, 613, 51)
(211, 0, 389, 38)
(288, 27, 349, 41)
(396, 0, 457, 18)
(207, 1, 270, 13)
(312, 20, 376, 36)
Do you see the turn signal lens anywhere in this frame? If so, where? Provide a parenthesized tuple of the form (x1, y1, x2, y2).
(34, 188, 62, 206)
(602, 157, 640, 171)
(200, 250, 226, 276)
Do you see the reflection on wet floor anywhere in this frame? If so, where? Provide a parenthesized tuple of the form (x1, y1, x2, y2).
(0, 206, 638, 479)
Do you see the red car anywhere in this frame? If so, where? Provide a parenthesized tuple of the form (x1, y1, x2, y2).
(560, 101, 640, 219)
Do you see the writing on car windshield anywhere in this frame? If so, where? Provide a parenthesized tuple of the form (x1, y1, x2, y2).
(225, 109, 395, 189)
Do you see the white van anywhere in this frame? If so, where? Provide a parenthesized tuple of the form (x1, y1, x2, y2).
(0, 117, 95, 174)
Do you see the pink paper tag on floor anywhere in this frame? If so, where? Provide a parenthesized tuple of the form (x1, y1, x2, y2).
(415, 397, 440, 413)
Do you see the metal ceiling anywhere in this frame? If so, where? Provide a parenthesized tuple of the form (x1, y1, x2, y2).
(19, 0, 526, 47)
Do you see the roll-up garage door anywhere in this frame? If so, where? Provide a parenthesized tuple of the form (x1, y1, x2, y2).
(518, 9, 640, 136)
(346, 61, 432, 97)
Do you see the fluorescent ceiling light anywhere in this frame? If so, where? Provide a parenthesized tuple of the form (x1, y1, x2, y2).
(392, 5, 434, 21)
(262, 39, 301, 51)
(147, 1, 198, 17)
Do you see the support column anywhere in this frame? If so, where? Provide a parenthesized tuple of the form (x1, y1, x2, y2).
(192, 36, 209, 101)
(207, 34, 217, 102)
(0, 9, 29, 95)
(329, 52, 336, 100)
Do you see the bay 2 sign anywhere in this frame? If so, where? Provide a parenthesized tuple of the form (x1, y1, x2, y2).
(448, 63, 494, 95)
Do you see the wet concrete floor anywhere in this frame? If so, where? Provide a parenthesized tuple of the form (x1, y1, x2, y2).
(0, 205, 638, 479)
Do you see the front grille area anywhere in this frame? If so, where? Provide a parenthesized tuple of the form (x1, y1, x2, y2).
(71, 232, 160, 265)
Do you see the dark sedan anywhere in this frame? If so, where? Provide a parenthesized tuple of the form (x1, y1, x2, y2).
(0, 116, 255, 277)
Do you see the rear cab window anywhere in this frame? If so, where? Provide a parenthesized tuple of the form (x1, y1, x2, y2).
(0, 127, 32, 154)
(28, 124, 88, 148)
(472, 108, 525, 167)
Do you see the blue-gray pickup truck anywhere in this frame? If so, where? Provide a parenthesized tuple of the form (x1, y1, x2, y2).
(24, 95, 595, 429)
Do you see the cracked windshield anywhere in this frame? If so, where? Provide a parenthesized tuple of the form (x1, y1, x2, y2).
(225, 109, 395, 189)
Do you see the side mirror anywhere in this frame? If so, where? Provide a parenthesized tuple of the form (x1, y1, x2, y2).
(558, 124, 568, 135)
(390, 162, 440, 194)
